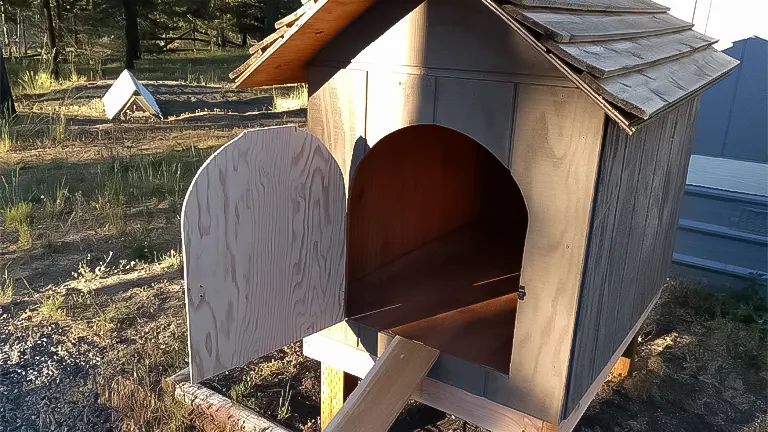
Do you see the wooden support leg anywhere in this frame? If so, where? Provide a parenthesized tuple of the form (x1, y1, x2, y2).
(610, 331, 639, 379)
(325, 336, 439, 432)
(320, 363, 358, 430)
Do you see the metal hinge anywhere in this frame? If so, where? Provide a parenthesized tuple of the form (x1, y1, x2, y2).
(517, 285, 527, 301)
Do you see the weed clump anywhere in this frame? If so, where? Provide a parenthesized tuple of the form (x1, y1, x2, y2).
(3, 201, 33, 246)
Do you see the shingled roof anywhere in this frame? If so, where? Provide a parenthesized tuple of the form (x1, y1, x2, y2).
(231, 0, 739, 132)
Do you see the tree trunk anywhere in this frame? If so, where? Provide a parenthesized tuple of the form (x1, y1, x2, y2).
(263, 0, 282, 37)
(122, 0, 139, 70)
(241, 32, 247, 47)
(1, 4, 9, 57)
(0, 40, 16, 117)
(42, 0, 60, 79)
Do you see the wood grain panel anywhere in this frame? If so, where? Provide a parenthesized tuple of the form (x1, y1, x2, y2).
(365, 71, 436, 145)
(564, 99, 700, 419)
(506, 0, 669, 12)
(307, 67, 367, 189)
(493, 85, 604, 422)
(502, 7, 692, 43)
(545, 30, 717, 78)
(584, 48, 738, 119)
(325, 336, 439, 432)
(183, 126, 346, 382)
(435, 77, 516, 166)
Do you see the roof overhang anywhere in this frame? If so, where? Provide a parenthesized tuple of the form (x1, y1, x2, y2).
(232, 0, 739, 134)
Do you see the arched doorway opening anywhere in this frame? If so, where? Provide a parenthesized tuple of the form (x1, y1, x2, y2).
(346, 125, 528, 373)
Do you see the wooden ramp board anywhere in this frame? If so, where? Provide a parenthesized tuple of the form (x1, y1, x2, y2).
(325, 336, 439, 432)
(506, 0, 669, 12)
(584, 47, 739, 119)
(183, 126, 346, 382)
(545, 30, 718, 78)
(502, 6, 693, 43)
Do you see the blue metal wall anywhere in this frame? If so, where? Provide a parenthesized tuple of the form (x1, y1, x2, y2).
(673, 37, 768, 289)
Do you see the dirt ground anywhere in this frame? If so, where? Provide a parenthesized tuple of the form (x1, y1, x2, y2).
(1, 68, 766, 432)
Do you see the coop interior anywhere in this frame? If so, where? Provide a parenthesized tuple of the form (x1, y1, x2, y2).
(347, 125, 528, 374)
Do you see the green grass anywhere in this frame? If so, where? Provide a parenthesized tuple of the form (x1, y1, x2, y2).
(3, 201, 33, 246)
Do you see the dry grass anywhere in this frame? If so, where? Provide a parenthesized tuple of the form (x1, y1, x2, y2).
(582, 278, 768, 431)
(0, 266, 13, 304)
(273, 84, 308, 112)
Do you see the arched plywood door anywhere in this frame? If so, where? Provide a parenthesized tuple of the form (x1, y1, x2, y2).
(346, 124, 528, 374)
(183, 126, 347, 382)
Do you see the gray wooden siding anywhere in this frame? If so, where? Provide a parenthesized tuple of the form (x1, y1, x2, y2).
(564, 98, 699, 418)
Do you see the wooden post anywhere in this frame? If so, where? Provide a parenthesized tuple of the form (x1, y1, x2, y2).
(320, 364, 358, 430)
(610, 331, 639, 379)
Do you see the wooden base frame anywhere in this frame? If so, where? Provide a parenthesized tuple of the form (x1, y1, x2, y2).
(306, 290, 661, 432)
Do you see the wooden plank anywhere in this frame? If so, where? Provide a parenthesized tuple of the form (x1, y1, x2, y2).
(562, 115, 629, 414)
(589, 118, 644, 382)
(183, 126, 346, 382)
(304, 333, 549, 432)
(248, 26, 289, 54)
(502, 7, 693, 43)
(507, 0, 668, 12)
(435, 77, 517, 166)
(274, 0, 316, 29)
(235, 0, 377, 88)
(629, 113, 675, 326)
(609, 118, 661, 352)
(653, 99, 699, 304)
(325, 336, 439, 432)
(496, 85, 605, 423)
(558, 290, 661, 432)
(545, 30, 717, 78)
(306, 67, 367, 190)
(584, 48, 738, 119)
(320, 364, 357, 429)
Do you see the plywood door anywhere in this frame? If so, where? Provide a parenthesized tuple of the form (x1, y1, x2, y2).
(183, 126, 347, 382)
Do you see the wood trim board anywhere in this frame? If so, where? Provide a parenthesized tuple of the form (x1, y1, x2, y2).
(304, 333, 549, 432)
(325, 336, 439, 432)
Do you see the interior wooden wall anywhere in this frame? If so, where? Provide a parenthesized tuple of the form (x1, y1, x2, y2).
(564, 98, 700, 419)
(346, 125, 480, 283)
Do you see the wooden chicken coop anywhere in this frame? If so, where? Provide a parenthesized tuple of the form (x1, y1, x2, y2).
(181, 0, 738, 430)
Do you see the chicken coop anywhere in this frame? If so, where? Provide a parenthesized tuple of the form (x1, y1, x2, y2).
(181, 0, 738, 430)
